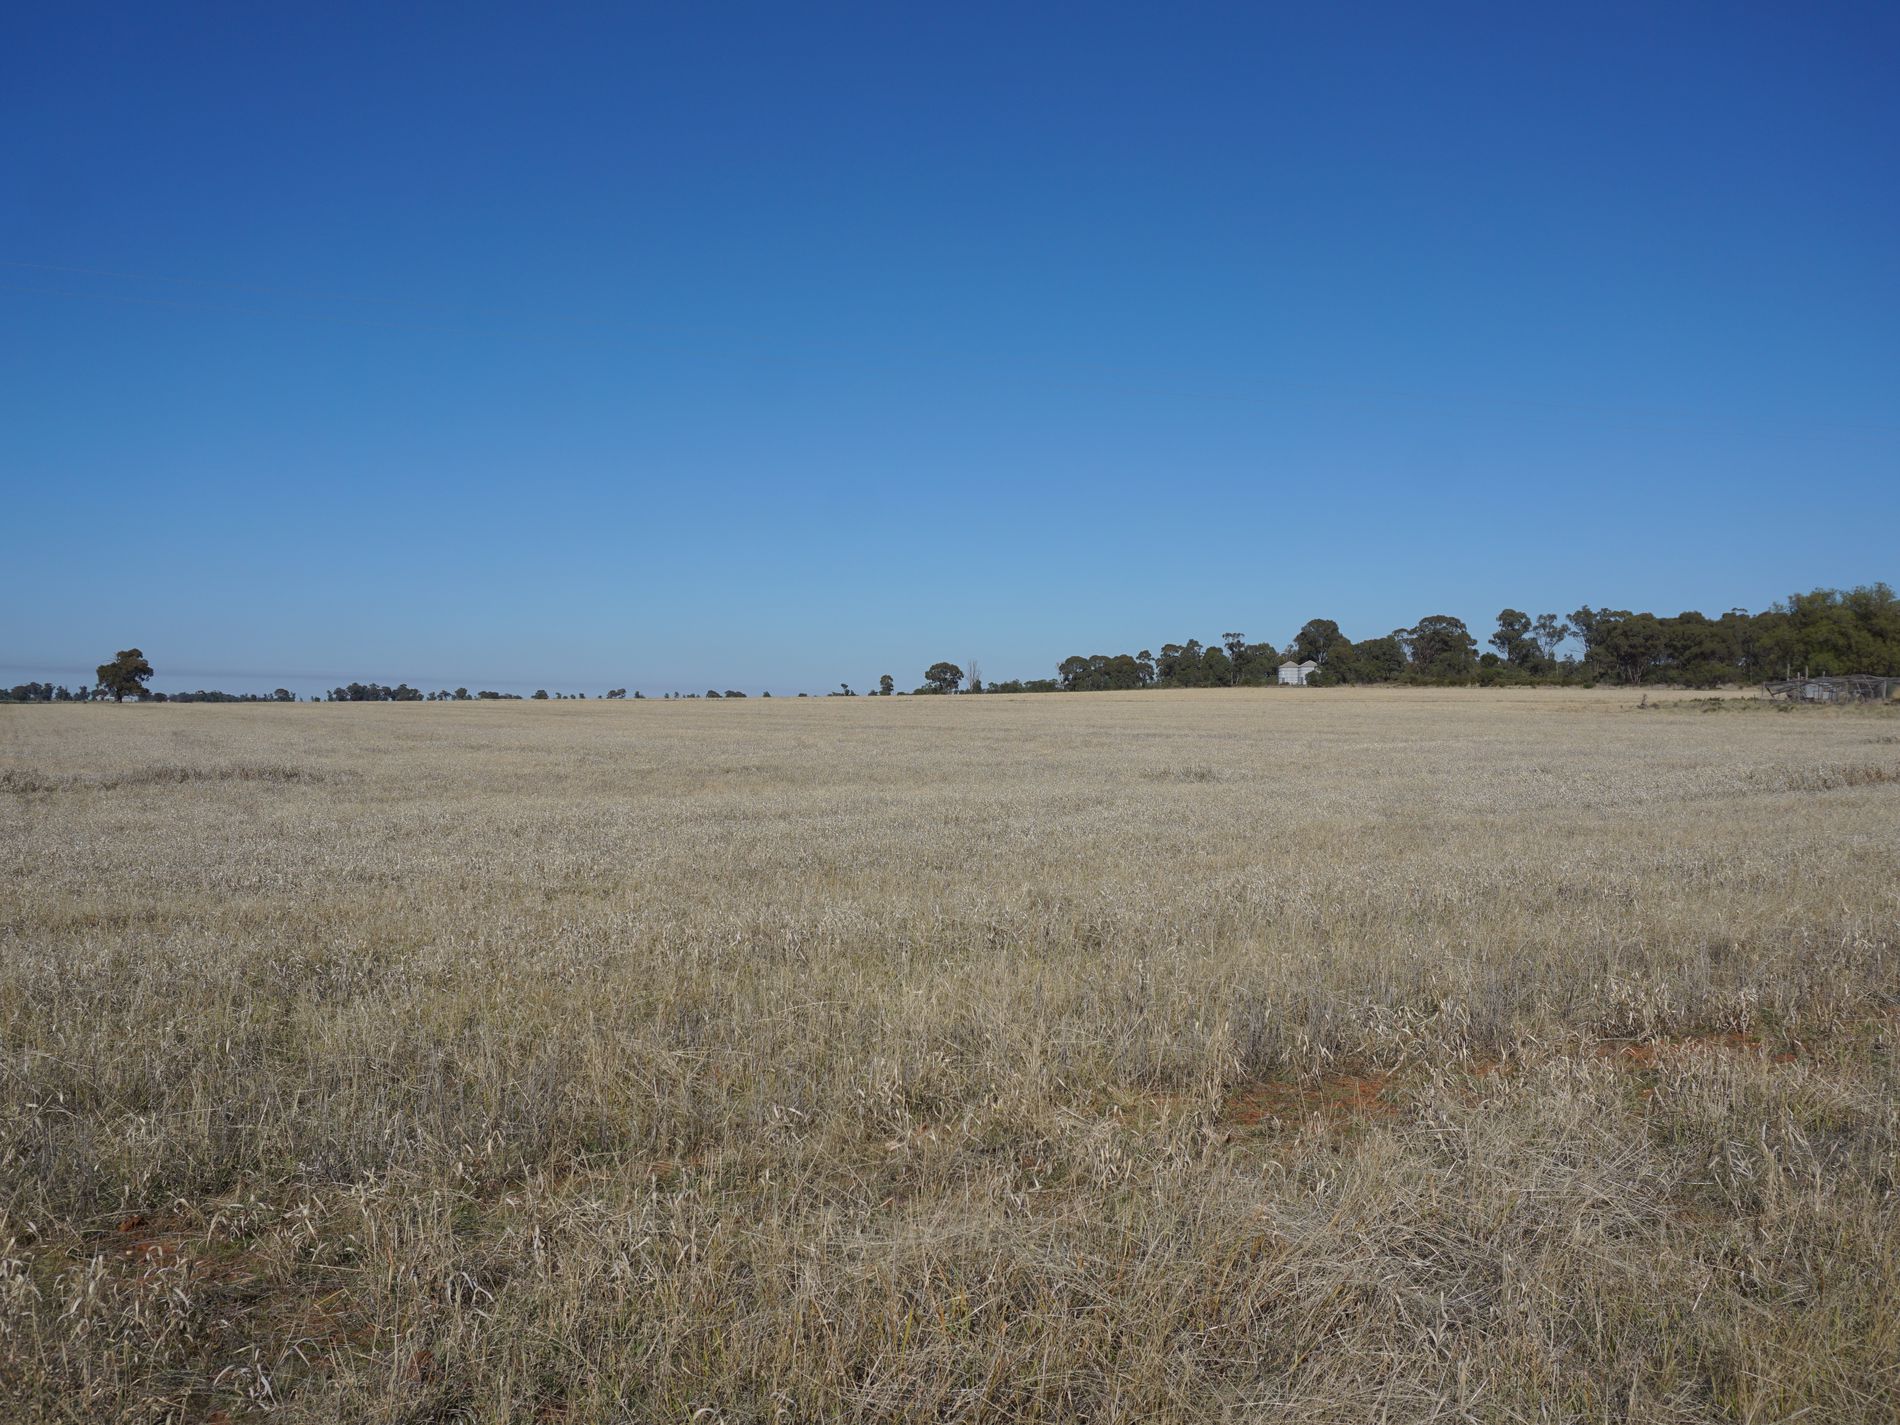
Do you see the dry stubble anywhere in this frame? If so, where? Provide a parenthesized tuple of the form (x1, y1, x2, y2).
(1, 689, 1897, 1421)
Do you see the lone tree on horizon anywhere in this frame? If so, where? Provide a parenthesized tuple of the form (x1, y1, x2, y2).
(924, 661, 963, 694)
(96, 648, 154, 702)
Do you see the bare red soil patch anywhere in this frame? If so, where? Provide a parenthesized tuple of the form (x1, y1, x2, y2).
(1220, 1030, 1812, 1137)
(1222, 1071, 1398, 1132)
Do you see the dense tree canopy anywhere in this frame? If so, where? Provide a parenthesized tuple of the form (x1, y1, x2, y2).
(922, 662, 964, 694)
(1028, 586, 1900, 692)
(1402, 616, 1480, 680)
(1292, 619, 1348, 667)
(1563, 588, 1900, 685)
(1, 682, 95, 702)
(95, 648, 154, 702)
(327, 683, 425, 702)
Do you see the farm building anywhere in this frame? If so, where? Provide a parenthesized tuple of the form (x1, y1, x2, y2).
(1278, 659, 1320, 686)
(1762, 674, 1900, 703)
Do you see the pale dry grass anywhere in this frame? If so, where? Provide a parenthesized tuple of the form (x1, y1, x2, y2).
(1, 689, 1896, 1421)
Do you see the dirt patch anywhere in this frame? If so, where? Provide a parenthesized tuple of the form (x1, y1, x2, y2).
(1220, 1034, 1808, 1138)
(1221, 1071, 1399, 1132)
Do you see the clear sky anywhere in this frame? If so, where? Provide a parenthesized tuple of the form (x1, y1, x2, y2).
(4, 3, 1896, 696)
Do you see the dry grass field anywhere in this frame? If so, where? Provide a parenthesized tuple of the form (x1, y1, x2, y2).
(2, 688, 1897, 1422)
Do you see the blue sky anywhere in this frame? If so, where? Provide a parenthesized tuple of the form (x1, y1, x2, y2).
(4, 2, 1896, 695)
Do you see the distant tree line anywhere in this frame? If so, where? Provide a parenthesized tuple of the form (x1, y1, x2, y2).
(164, 688, 293, 703)
(4, 682, 101, 703)
(16, 589, 1892, 706)
(326, 682, 427, 701)
(3, 684, 294, 703)
(963, 585, 1900, 692)
(325, 686, 602, 701)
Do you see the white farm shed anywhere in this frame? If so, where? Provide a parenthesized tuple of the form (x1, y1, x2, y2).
(1278, 659, 1320, 686)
